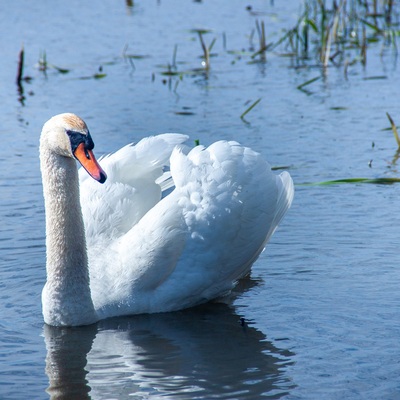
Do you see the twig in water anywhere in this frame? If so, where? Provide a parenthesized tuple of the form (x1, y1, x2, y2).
(16, 45, 26, 105)
(198, 32, 210, 69)
(16, 45, 24, 86)
(256, 20, 266, 52)
(172, 44, 178, 69)
(361, 26, 367, 66)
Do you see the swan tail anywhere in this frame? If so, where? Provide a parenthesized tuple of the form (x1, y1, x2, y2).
(265, 170, 294, 242)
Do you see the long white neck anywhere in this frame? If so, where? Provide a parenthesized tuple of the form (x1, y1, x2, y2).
(40, 142, 97, 326)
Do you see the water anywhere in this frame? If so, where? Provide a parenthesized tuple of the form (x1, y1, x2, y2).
(1, 0, 400, 398)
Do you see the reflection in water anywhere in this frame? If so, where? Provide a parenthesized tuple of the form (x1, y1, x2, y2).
(44, 302, 295, 399)
(44, 324, 97, 400)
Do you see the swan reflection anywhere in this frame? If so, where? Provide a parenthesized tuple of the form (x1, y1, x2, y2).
(44, 302, 294, 399)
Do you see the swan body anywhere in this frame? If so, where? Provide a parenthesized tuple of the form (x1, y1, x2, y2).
(40, 113, 294, 326)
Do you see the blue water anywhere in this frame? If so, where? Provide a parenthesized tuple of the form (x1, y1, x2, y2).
(1, 1, 400, 398)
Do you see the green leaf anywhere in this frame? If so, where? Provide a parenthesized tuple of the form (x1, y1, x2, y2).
(359, 18, 382, 33)
(304, 177, 400, 186)
(175, 111, 195, 116)
(387, 112, 400, 148)
(305, 18, 318, 33)
(189, 28, 212, 35)
(93, 73, 107, 79)
(240, 98, 262, 120)
(297, 76, 320, 90)
(50, 64, 70, 74)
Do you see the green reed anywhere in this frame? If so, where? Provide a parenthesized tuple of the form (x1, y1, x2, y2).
(273, 0, 399, 69)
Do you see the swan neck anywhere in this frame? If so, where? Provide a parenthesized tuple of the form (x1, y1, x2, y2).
(40, 145, 96, 326)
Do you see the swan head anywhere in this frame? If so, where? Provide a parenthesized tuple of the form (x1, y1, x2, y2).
(41, 113, 107, 183)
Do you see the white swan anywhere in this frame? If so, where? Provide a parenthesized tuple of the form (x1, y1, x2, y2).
(40, 113, 294, 326)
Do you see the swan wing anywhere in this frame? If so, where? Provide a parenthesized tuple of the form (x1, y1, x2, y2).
(100, 140, 293, 314)
(163, 142, 294, 301)
(79, 133, 188, 244)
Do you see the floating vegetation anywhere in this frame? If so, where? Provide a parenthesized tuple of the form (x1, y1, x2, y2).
(175, 106, 195, 116)
(158, 45, 182, 77)
(296, 75, 321, 91)
(305, 177, 400, 186)
(157, 31, 218, 81)
(38, 51, 70, 74)
(93, 72, 107, 79)
(160, 68, 181, 77)
(240, 98, 262, 121)
(78, 74, 107, 80)
(122, 45, 151, 61)
(175, 111, 195, 116)
(122, 45, 151, 73)
(387, 112, 400, 148)
(363, 75, 388, 80)
(271, 165, 292, 171)
(78, 67, 107, 80)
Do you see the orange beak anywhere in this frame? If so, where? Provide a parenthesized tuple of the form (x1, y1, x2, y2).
(74, 142, 107, 184)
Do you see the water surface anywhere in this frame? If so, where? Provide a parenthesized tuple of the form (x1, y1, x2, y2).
(1, 1, 400, 399)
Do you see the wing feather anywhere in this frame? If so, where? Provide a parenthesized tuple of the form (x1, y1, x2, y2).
(79, 134, 188, 245)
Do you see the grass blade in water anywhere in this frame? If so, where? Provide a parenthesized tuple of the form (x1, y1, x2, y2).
(305, 177, 400, 186)
(240, 98, 262, 120)
(297, 76, 320, 90)
(386, 112, 400, 148)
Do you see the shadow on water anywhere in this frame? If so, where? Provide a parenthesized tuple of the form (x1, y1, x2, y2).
(44, 301, 295, 399)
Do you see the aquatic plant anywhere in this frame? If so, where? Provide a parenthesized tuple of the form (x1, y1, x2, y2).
(157, 30, 217, 85)
(38, 51, 70, 74)
(251, 20, 270, 61)
(305, 177, 400, 185)
(16, 45, 34, 105)
(272, 0, 399, 69)
(16, 45, 25, 86)
(190, 29, 217, 71)
(240, 98, 262, 121)
(387, 112, 400, 148)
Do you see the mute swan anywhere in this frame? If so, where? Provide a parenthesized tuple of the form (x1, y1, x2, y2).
(40, 113, 294, 326)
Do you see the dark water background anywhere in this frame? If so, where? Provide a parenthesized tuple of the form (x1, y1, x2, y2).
(1, 1, 400, 398)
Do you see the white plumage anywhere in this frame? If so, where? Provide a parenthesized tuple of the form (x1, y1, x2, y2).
(40, 113, 294, 326)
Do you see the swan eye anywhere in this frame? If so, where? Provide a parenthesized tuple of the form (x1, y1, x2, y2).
(66, 129, 94, 155)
